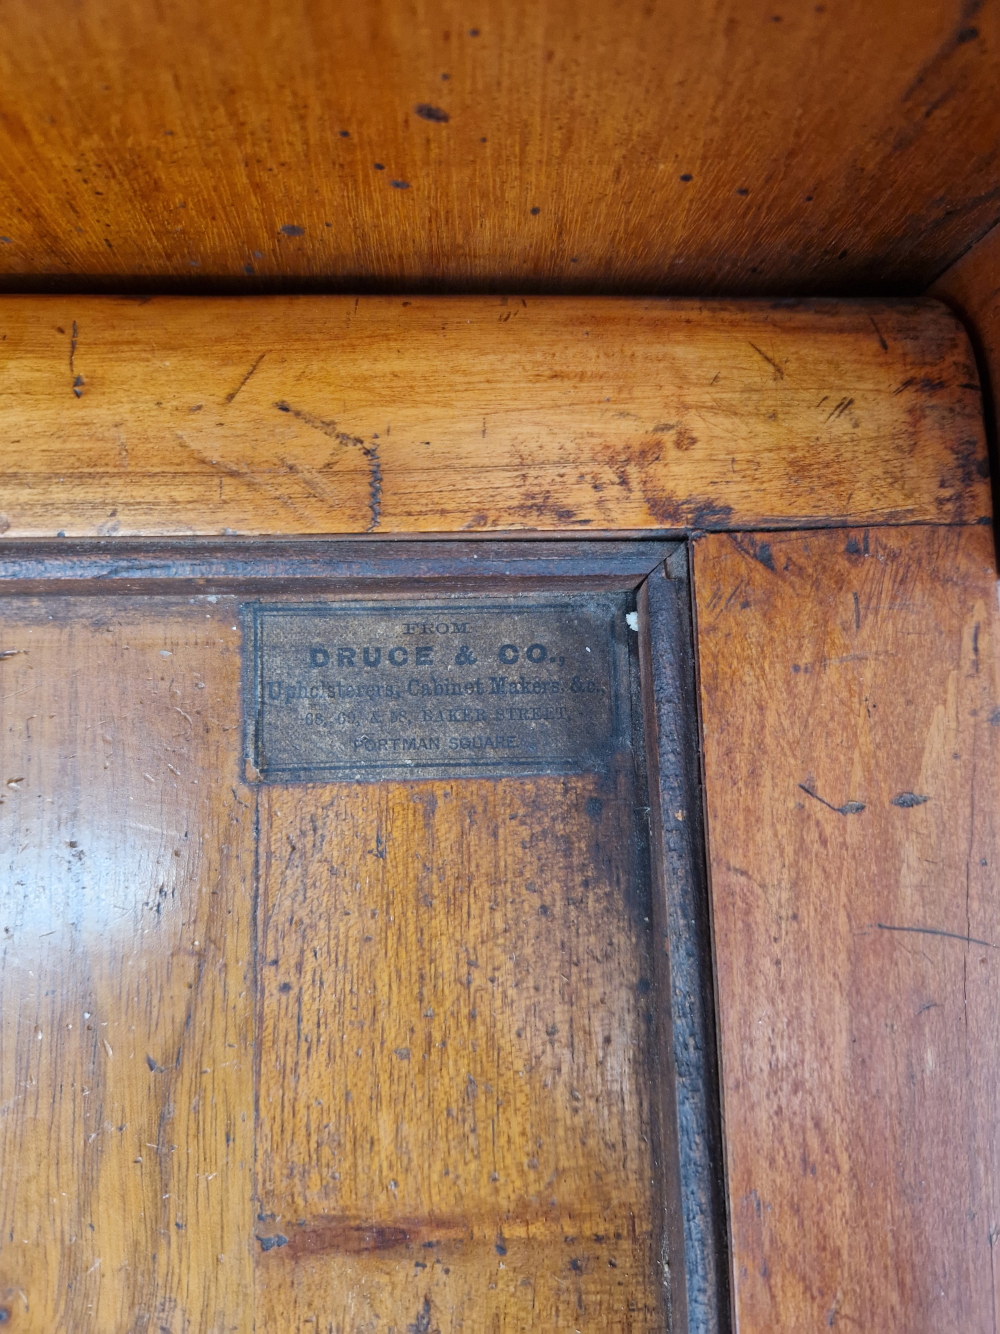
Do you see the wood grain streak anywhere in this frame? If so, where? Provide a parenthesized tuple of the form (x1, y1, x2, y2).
(0, 296, 989, 538)
(695, 526, 1000, 1332)
(0, 0, 996, 295)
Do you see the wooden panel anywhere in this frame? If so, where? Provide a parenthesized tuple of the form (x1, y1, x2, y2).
(931, 221, 1000, 460)
(639, 558, 728, 1332)
(0, 0, 996, 295)
(0, 296, 989, 538)
(694, 526, 1000, 1331)
(254, 765, 663, 1331)
(0, 539, 677, 596)
(0, 596, 255, 1331)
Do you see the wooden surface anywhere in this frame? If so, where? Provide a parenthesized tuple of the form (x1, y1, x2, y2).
(694, 525, 1000, 1332)
(639, 559, 729, 1332)
(0, 583, 670, 1330)
(0, 296, 989, 539)
(931, 221, 1000, 472)
(0, 539, 677, 597)
(255, 766, 662, 1330)
(0, 0, 997, 297)
(0, 596, 255, 1330)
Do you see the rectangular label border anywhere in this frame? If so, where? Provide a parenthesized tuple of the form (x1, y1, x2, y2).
(243, 597, 627, 783)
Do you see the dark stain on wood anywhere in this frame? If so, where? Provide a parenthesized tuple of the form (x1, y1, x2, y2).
(414, 104, 450, 123)
(260, 1217, 468, 1258)
(891, 791, 930, 807)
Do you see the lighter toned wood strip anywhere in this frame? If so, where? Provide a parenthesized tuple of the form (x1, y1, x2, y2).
(0, 296, 989, 538)
(0, 597, 255, 1332)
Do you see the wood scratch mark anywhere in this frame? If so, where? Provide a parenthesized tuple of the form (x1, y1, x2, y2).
(902, 1, 986, 103)
(225, 352, 267, 404)
(365, 444, 382, 531)
(877, 923, 996, 949)
(868, 315, 888, 352)
(274, 400, 364, 448)
(69, 321, 85, 397)
(798, 783, 865, 816)
(748, 342, 784, 379)
(277, 457, 348, 512)
(826, 397, 854, 422)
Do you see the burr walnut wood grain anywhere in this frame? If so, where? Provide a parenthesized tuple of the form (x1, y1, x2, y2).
(694, 525, 1000, 1332)
(0, 0, 996, 296)
(0, 295, 989, 538)
(0, 596, 255, 1331)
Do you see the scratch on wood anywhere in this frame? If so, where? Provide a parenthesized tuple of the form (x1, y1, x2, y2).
(275, 458, 346, 511)
(226, 351, 267, 403)
(799, 783, 865, 816)
(69, 320, 84, 397)
(732, 534, 776, 571)
(826, 397, 854, 421)
(868, 315, 889, 352)
(274, 400, 364, 448)
(748, 341, 784, 379)
(877, 923, 996, 949)
(364, 444, 382, 531)
(179, 442, 314, 521)
(902, 1, 986, 103)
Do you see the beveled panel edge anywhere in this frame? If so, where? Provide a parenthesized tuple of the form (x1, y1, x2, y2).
(0, 536, 680, 595)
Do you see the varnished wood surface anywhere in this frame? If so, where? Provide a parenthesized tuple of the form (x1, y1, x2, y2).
(638, 557, 728, 1332)
(931, 221, 1000, 484)
(694, 525, 1000, 1332)
(0, 596, 255, 1330)
(0, 539, 676, 596)
(0, 296, 989, 538)
(255, 767, 663, 1331)
(0, 582, 670, 1330)
(0, 0, 996, 296)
